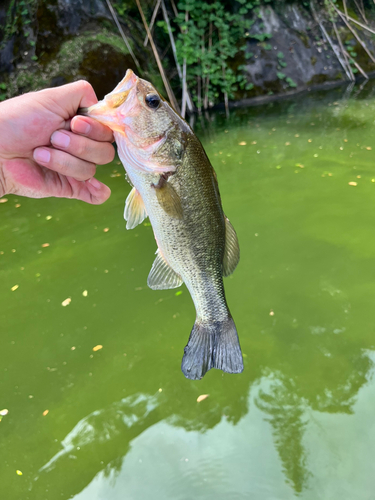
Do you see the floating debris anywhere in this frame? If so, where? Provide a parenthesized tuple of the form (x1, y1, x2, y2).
(285, 142, 291, 146)
(175, 291, 183, 296)
(93, 345, 103, 352)
(0, 198, 8, 203)
(0, 409, 8, 422)
(46, 215, 52, 220)
(348, 182, 357, 186)
(11, 285, 19, 292)
(269, 310, 275, 316)
(16, 470, 23, 476)
(61, 298, 71, 307)
(238, 141, 246, 146)
(42, 410, 49, 416)
(197, 394, 209, 403)
(41, 243, 50, 248)
(103, 228, 109, 233)
(82, 290, 88, 297)
(366, 147, 372, 151)
(15, 204, 21, 208)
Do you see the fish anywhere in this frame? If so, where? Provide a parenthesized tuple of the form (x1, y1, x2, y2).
(78, 69, 243, 380)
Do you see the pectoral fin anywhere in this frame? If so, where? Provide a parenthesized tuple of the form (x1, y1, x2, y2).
(223, 216, 240, 277)
(124, 187, 148, 230)
(148, 249, 183, 290)
(154, 180, 183, 219)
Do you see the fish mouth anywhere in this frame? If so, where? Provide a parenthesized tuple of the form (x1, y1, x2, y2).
(77, 69, 139, 131)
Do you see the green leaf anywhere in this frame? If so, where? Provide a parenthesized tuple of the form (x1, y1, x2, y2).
(277, 72, 286, 79)
(286, 77, 297, 87)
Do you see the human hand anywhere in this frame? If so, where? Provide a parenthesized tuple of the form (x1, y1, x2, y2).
(0, 80, 114, 204)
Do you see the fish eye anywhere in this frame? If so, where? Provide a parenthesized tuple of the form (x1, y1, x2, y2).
(145, 94, 161, 109)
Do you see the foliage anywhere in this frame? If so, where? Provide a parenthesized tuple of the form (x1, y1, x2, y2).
(0, 82, 7, 101)
(0, 0, 38, 51)
(172, 0, 259, 110)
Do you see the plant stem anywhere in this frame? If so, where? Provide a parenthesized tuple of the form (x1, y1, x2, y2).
(169, 0, 178, 18)
(204, 21, 213, 110)
(135, 0, 180, 113)
(181, 57, 187, 118)
(331, 2, 375, 64)
(144, 0, 162, 47)
(332, 18, 354, 81)
(161, 0, 194, 112)
(310, 0, 352, 81)
(105, 0, 142, 73)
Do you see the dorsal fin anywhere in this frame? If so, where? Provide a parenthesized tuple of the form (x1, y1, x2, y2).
(148, 249, 183, 290)
(124, 187, 148, 230)
(223, 216, 240, 277)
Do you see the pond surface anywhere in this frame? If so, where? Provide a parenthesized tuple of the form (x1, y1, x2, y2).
(2, 81, 375, 499)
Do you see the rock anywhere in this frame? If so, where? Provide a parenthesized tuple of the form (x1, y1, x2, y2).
(0, 0, 152, 99)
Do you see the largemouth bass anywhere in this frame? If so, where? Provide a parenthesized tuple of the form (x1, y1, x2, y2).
(79, 70, 243, 379)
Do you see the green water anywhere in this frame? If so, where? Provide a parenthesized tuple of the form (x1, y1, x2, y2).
(2, 81, 375, 499)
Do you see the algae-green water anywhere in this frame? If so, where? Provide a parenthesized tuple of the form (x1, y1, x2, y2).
(2, 82, 375, 499)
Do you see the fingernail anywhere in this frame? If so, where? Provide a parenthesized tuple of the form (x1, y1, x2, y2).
(88, 177, 102, 189)
(34, 148, 51, 164)
(51, 131, 70, 148)
(73, 119, 91, 135)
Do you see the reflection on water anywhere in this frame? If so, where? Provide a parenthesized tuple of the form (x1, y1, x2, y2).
(34, 353, 375, 500)
(2, 80, 375, 499)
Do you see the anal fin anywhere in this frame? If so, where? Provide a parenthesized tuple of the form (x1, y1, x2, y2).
(223, 216, 240, 277)
(147, 249, 183, 290)
(124, 187, 147, 230)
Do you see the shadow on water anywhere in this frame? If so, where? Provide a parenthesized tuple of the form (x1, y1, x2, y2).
(2, 80, 375, 499)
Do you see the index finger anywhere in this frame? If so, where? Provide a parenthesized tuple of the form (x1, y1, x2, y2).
(71, 115, 114, 143)
(37, 80, 99, 119)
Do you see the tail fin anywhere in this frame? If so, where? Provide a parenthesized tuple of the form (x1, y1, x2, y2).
(181, 316, 244, 380)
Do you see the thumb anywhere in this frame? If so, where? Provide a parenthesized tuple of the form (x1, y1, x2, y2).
(37, 80, 99, 119)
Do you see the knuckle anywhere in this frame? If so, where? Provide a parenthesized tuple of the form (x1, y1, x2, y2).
(76, 79, 92, 93)
(75, 138, 89, 158)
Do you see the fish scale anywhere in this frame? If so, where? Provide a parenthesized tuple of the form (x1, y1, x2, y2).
(78, 69, 243, 380)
